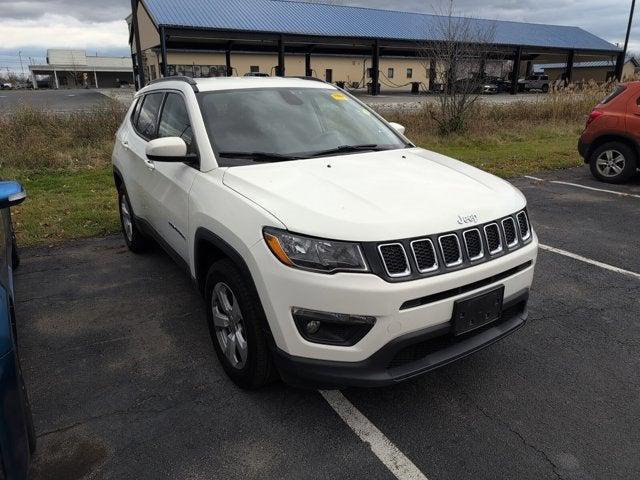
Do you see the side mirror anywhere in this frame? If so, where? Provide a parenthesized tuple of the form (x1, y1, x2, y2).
(389, 122, 406, 136)
(0, 181, 26, 209)
(146, 137, 197, 163)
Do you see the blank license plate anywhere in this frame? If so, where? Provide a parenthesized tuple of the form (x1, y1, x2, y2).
(452, 287, 504, 336)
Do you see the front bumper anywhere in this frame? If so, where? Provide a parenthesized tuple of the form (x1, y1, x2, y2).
(250, 232, 538, 365)
(273, 290, 528, 388)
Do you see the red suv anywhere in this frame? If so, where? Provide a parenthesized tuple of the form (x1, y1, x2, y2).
(579, 81, 640, 183)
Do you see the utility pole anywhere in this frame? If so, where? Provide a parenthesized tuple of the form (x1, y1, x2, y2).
(617, 0, 636, 80)
(18, 50, 24, 77)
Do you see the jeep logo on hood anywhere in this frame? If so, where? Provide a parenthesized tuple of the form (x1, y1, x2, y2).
(457, 214, 479, 225)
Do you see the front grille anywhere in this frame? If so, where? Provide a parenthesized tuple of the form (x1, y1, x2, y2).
(484, 223, 503, 254)
(463, 229, 483, 261)
(378, 243, 410, 277)
(502, 218, 518, 247)
(438, 234, 462, 267)
(371, 210, 531, 282)
(517, 211, 530, 240)
(411, 239, 438, 273)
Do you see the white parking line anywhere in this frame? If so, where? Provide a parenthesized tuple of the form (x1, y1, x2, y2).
(549, 181, 640, 199)
(320, 390, 429, 480)
(523, 175, 640, 199)
(540, 244, 640, 280)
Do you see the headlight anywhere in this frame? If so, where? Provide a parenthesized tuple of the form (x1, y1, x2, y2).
(263, 228, 368, 273)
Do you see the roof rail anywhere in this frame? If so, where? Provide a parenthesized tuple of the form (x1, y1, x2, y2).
(147, 76, 199, 92)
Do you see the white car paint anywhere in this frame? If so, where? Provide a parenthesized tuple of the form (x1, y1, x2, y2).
(112, 76, 538, 368)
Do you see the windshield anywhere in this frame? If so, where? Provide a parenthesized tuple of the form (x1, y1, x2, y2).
(198, 88, 408, 165)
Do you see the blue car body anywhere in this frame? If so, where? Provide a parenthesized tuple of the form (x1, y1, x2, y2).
(0, 181, 34, 479)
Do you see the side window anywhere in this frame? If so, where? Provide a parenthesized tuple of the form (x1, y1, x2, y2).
(157, 93, 194, 153)
(131, 96, 143, 126)
(135, 92, 164, 140)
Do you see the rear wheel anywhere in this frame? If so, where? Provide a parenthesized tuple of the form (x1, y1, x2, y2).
(117, 188, 149, 253)
(204, 259, 276, 389)
(589, 142, 637, 184)
(542, 84, 549, 93)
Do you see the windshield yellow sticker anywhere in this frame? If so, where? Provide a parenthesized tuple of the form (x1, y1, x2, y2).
(331, 92, 347, 101)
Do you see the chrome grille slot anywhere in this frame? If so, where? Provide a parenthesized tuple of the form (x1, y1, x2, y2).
(502, 217, 518, 248)
(411, 239, 438, 273)
(484, 223, 503, 255)
(378, 243, 410, 277)
(517, 211, 531, 240)
(463, 229, 484, 261)
(438, 234, 463, 267)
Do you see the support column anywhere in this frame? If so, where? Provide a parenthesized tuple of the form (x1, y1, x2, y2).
(53, 69, 59, 89)
(479, 56, 487, 78)
(277, 35, 285, 77)
(31, 71, 38, 89)
(615, 52, 625, 82)
(429, 58, 436, 91)
(371, 40, 380, 96)
(305, 52, 312, 77)
(160, 26, 168, 77)
(565, 50, 575, 84)
(525, 61, 533, 77)
(130, 0, 145, 88)
(510, 47, 522, 95)
(225, 42, 232, 77)
(94, 70, 99, 88)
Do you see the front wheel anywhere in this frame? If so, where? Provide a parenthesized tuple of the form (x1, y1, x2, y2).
(589, 142, 638, 184)
(205, 259, 276, 389)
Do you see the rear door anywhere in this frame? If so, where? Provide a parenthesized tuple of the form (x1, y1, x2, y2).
(144, 92, 198, 261)
(625, 88, 640, 144)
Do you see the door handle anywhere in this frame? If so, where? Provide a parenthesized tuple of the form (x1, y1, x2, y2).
(144, 159, 156, 171)
(122, 140, 130, 150)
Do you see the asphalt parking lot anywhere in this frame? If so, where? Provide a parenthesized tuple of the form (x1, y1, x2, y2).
(0, 89, 115, 113)
(15, 165, 640, 479)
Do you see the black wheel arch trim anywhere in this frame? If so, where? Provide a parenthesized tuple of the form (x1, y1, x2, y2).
(194, 227, 276, 342)
(585, 132, 640, 162)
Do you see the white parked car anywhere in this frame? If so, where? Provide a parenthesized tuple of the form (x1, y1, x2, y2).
(112, 76, 538, 389)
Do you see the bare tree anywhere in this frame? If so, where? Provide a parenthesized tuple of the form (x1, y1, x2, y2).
(418, 1, 499, 134)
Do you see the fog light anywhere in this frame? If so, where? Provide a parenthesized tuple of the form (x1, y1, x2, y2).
(292, 308, 376, 346)
(306, 320, 321, 335)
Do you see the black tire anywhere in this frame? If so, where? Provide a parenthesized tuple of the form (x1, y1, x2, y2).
(17, 364, 36, 454)
(117, 187, 149, 253)
(204, 259, 276, 389)
(542, 84, 549, 93)
(589, 141, 638, 184)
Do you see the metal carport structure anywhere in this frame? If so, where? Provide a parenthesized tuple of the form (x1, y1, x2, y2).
(129, 0, 622, 94)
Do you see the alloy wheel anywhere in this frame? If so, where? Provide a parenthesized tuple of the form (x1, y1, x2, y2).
(120, 195, 133, 242)
(212, 282, 248, 369)
(596, 150, 626, 178)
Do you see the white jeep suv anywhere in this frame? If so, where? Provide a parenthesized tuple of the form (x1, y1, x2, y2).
(112, 76, 538, 389)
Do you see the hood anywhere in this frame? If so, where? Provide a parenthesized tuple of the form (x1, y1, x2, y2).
(222, 148, 526, 242)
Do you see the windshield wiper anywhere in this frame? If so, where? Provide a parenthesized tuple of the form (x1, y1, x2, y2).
(217, 151, 301, 162)
(301, 144, 389, 158)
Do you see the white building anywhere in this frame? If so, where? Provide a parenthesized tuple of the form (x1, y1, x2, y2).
(29, 49, 134, 89)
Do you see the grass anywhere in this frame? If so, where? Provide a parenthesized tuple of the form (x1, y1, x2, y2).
(0, 87, 608, 246)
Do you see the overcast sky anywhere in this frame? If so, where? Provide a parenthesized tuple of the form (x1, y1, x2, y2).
(1, 0, 638, 72)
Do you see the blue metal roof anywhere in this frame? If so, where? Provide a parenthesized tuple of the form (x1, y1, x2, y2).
(143, 0, 620, 52)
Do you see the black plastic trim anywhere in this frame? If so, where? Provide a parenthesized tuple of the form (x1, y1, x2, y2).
(273, 290, 529, 389)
